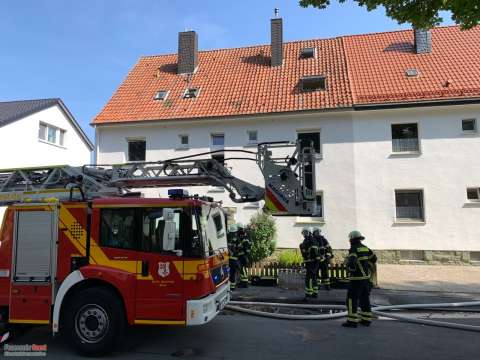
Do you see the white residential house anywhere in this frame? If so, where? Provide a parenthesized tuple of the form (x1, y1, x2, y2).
(93, 21, 480, 263)
(0, 98, 93, 169)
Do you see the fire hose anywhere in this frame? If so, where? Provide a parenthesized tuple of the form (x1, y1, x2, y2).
(225, 301, 480, 332)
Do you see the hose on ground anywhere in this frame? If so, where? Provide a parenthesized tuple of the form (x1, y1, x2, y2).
(225, 300, 480, 332)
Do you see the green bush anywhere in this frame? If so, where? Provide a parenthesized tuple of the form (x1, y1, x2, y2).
(248, 213, 276, 263)
(277, 249, 304, 267)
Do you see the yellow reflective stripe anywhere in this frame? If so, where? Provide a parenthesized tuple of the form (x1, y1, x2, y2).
(10, 319, 49, 324)
(357, 247, 369, 252)
(358, 256, 370, 260)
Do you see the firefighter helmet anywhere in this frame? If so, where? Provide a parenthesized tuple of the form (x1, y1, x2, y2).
(348, 230, 365, 241)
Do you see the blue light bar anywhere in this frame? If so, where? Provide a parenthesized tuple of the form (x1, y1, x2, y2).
(168, 189, 189, 198)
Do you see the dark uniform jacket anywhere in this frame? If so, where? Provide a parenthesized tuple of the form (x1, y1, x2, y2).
(346, 243, 377, 280)
(316, 235, 333, 261)
(300, 237, 320, 262)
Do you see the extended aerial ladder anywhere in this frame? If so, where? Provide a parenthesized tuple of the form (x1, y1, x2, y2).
(0, 141, 317, 216)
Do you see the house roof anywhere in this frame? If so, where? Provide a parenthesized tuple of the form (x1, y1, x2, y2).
(93, 25, 480, 125)
(0, 98, 94, 149)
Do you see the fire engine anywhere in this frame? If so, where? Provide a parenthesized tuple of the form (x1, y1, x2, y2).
(0, 141, 315, 355)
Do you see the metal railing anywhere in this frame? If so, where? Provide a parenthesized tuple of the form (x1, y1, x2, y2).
(392, 138, 419, 152)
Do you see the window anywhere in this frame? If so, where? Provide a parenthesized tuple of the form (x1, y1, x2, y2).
(100, 208, 138, 250)
(395, 190, 424, 222)
(391, 123, 419, 153)
(301, 75, 326, 91)
(213, 213, 224, 236)
(405, 68, 419, 77)
(140, 208, 183, 253)
(462, 119, 477, 132)
(211, 133, 225, 148)
(127, 140, 146, 162)
(298, 132, 320, 154)
(247, 130, 258, 144)
(300, 47, 316, 59)
(38, 123, 47, 140)
(39, 122, 66, 147)
(179, 134, 189, 148)
(467, 188, 480, 201)
(100, 207, 199, 256)
(154, 90, 169, 101)
(183, 88, 200, 99)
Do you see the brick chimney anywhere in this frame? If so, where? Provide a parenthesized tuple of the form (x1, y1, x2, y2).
(178, 30, 198, 74)
(414, 29, 432, 54)
(270, 16, 283, 67)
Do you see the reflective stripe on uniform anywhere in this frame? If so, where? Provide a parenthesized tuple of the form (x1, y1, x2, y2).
(357, 247, 369, 253)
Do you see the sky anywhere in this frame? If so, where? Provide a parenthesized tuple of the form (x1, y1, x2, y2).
(0, 1, 455, 141)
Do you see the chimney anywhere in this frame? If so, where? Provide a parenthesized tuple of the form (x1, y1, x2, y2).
(414, 28, 432, 54)
(270, 10, 283, 67)
(178, 30, 198, 74)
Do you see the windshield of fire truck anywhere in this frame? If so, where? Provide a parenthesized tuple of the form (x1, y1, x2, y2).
(201, 205, 227, 255)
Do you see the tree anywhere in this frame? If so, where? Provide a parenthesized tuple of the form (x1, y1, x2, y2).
(248, 213, 277, 263)
(299, 0, 479, 30)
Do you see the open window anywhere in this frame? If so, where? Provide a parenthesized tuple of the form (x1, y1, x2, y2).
(391, 124, 419, 153)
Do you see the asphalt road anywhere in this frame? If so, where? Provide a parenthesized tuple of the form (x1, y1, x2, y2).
(3, 313, 480, 359)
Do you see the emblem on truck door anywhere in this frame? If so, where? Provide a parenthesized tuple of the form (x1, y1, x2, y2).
(158, 262, 170, 278)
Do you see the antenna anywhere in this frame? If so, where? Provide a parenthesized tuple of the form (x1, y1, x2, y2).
(274, 8, 279, 18)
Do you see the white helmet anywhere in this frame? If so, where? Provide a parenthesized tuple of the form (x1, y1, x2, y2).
(301, 226, 313, 236)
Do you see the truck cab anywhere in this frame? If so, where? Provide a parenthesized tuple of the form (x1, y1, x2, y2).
(0, 193, 230, 355)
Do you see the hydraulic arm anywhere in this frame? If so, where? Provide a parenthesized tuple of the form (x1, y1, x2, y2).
(0, 141, 317, 215)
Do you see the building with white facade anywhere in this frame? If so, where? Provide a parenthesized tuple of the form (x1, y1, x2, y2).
(0, 98, 93, 169)
(93, 21, 480, 263)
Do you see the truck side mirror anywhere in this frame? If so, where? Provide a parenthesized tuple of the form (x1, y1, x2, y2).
(162, 208, 176, 252)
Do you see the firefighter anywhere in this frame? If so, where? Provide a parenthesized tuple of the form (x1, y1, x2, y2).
(300, 227, 320, 299)
(342, 230, 377, 328)
(236, 223, 252, 288)
(313, 227, 333, 290)
(227, 224, 240, 290)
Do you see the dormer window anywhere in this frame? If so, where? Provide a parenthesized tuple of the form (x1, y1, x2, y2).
(300, 47, 316, 59)
(301, 75, 326, 92)
(183, 88, 200, 99)
(154, 90, 169, 101)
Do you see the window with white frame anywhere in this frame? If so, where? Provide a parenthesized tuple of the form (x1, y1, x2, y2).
(467, 187, 480, 201)
(391, 123, 419, 153)
(247, 130, 258, 145)
(395, 190, 424, 222)
(127, 139, 146, 162)
(211, 133, 224, 148)
(462, 119, 477, 133)
(179, 134, 189, 149)
(39, 122, 66, 146)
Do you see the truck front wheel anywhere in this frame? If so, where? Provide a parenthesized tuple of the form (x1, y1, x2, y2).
(63, 287, 125, 356)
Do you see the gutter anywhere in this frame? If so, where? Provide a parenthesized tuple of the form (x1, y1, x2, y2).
(353, 97, 480, 111)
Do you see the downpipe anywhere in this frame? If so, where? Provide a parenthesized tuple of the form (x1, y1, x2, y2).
(225, 300, 480, 332)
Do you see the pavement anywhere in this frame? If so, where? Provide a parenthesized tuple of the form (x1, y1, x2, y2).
(3, 264, 480, 359)
(6, 313, 480, 359)
(377, 264, 480, 293)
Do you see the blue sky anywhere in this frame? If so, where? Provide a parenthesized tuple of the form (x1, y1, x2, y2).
(0, 1, 454, 140)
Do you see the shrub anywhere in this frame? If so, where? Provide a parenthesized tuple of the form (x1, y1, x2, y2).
(248, 213, 276, 263)
(277, 249, 304, 267)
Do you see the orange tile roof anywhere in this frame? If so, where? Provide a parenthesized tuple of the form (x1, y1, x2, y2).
(93, 26, 480, 125)
(343, 26, 480, 104)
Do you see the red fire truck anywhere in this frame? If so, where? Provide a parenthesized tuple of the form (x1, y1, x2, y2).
(0, 142, 315, 355)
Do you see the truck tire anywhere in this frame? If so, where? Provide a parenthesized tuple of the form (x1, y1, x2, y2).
(63, 287, 125, 356)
